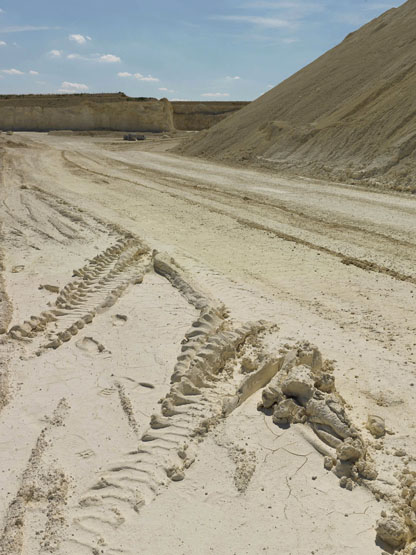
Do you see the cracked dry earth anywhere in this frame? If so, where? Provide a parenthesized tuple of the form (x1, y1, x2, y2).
(0, 133, 416, 555)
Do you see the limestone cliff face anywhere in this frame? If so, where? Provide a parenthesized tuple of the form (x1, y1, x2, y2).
(0, 94, 249, 133)
(0, 96, 174, 132)
(172, 101, 249, 131)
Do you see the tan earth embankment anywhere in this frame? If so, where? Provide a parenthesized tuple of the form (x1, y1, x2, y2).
(0, 94, 249, 133)
(0, 93, 174, 132)
(171, 101, 249, 131)
(178, 0, 416, 192)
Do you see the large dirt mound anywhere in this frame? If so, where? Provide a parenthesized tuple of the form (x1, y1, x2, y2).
(178, 0, 416, 192)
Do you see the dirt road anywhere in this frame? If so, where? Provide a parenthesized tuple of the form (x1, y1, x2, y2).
(1, 132, 415, 554)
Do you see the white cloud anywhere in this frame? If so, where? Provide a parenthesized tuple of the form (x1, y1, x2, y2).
(0, 25, 58, 33)
(0, 40, 6, 46)
(100, 54, 121, 63)
(2, 68, 24, 75)
(223, 1, 326, 32)
(171, 98, 190, 101)
(29, 70, 39, 75)
(139, 75, 159, 82)
(365, 2, 398, 9)
(0, 8, 4, 13)
(158, 87, 174, 92)
(68, 53, 121, 63)
(240, 1, 325, 22)
(242, 1, 323, 11)
(201, 92, 230, 97)
(58, 81, 89, 93)
(213, 15, 293, 28)
(134, 72, 159, 82)
(226, 75, 240, 80)
(49, 49, 62, 57)
(331, 1, 401, 26)
(116, 70, 159, 81)
(69, 33, 91, 44)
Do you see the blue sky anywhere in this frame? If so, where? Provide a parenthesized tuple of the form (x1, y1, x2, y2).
(0, 0, 404, 100)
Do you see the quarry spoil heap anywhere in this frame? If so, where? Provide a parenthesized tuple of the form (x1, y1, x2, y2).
(179, 0, 416, 192)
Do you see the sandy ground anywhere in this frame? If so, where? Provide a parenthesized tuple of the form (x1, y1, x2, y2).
(0, 132, 416, 555)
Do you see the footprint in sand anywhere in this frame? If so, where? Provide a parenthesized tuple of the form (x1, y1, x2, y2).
(98, 388, 117, 397)
(76, 449, 95, 459)
(111, 313, 128, 327)
(139, 382, 155, 389)
(75, 336, 106, 354)
(11, 265, 25, 273)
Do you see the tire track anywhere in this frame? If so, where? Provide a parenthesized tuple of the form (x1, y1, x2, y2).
(61, 150, 416, 287)
(0, 398, 70, 555)
(58, 252, 416, 555)
(2, 179, 152, 355)
(68, 149, 416, 251)
(8, 236, 151, 354)
(60, 254, 269, 554)
(0, 239, 11, 412)
(235, 217, 416, 286)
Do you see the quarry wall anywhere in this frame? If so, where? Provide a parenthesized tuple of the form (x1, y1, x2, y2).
(0, 94, 175, 132)
(0, 94, 248, 132)
(171, 101, 249, 131)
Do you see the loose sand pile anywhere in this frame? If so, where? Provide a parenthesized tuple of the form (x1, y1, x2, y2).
(178, 0, 416, 192)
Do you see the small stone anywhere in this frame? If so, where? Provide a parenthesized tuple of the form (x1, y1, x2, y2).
(272, 398, 305, 426)
(336, 438, 363, 462)
(324, 456, 335, 471)
(355, 460, 378, 480)
(40, 284, 60, 293)
(166, 466, 185, 482)
(45, 338, 61, 349)
(366, 415, 385, 438)
(241, 357, 256, 373)
(11, 265, 24, 273)
(376, 515, 408, 549)
(281, 365, 315, 401)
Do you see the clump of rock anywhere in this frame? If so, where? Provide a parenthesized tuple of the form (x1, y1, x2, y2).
(123, 133, 145, 141)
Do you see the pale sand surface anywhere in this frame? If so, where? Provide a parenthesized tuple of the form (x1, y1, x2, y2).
(0, 133, 416, 554)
